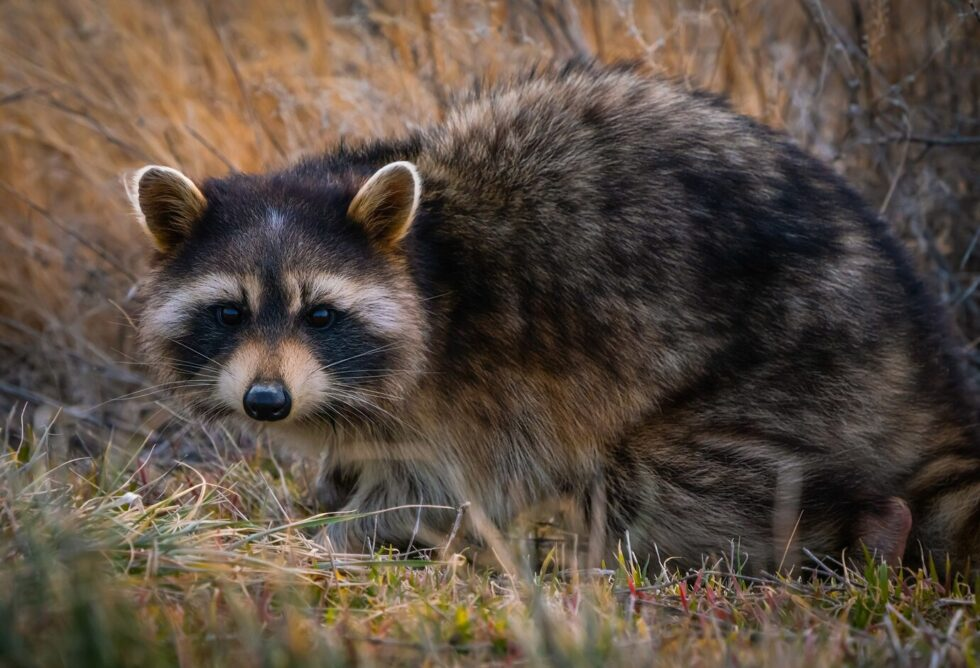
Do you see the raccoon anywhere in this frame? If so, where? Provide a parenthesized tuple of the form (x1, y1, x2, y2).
(127, 63, 980, 574)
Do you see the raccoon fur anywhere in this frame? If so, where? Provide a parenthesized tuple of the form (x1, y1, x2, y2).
(127, 63, 980, 574)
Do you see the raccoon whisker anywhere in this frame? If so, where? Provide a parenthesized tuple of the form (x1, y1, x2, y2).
(309, 400, 360, 435)
(156, 381, 218, 391)
(327, 375, 409, 387)
(87, 381, 217, 409)
(321, 404, 358, 434)
(319, 390, 387, 430)
(326, 375, 395, 383)
(335, 385, 404, 402)
(114, 379, 215, 394)
(166, 338, 229, 370)
(327, 368, 400, 377)
(322, 404, 352, 429)
(322, 366, 435, 386)
(140, 380, 218, 391)
(159, 360, 225, 376)
(319, 343, 407, 371)
(362, 405, 423, 440)
(328, 395, 377, 426)
(324, 410, 353, 434)
(327, 370, 418, 380)
(163, 369, 224, 382)
(152, 354, 224, 369)
(144, 393, 221, 430)
(329, 367, 443, 378)
(331, 392, 422, 439)
(332, 375, 399, 390)
(352, 392, 403, 405)
(124, 357, 224, 380)
(327, 384, 398, 404)
(123, 386, 217, 407)
(183, 396, 232, 426)
(419, 291, 453, 302)
(171, 370, 224, 381)
(299, 370, 382, 432)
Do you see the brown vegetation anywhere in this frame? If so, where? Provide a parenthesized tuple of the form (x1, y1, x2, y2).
(1, 0, 977, 440)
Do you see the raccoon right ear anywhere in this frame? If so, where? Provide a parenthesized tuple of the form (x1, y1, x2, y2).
(347, 161, 421, 249)
(125, 165, 207, 253)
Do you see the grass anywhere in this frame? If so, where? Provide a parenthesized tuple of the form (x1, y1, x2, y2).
(3, 428, 978, 667)
(1, 0, 979, 665)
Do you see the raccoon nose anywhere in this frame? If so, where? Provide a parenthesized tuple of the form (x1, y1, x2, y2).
(243, 383, 292, 422)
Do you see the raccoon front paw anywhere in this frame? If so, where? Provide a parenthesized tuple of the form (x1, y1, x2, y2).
(315, 509, 403, 555)
(313, 466, 360, 513)
(315, 505, 447, 556)
(315, 519, 364, 555)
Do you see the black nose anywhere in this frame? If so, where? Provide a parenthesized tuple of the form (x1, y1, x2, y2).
(243, 383, 291, 421)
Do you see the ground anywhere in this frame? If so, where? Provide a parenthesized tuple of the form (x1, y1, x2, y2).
(0, 1, 978, 666)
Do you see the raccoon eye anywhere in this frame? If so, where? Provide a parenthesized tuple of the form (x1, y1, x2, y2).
(215, 305, 244, 327)
(305, 305, 336, 329)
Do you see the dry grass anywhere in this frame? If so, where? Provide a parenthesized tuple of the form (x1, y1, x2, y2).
(0, 0, 979, 665)
(3, 435, 978, 666)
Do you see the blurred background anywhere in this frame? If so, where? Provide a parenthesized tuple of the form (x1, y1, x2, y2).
(1, 0, 978, 457)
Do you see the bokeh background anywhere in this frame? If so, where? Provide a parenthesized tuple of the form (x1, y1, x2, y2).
(1, 0, 978, 451)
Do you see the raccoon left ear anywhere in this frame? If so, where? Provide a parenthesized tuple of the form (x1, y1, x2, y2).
(347, 161, 421, 248)
(125, 165, 207, 253)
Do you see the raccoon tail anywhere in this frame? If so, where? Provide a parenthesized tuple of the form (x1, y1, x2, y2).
(905, 449, 980, 575)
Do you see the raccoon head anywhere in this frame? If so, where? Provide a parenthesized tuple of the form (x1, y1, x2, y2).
(125, 161, 427, 433)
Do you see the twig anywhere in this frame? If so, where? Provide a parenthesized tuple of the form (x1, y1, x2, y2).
(879, 118, 912, 215)
(204, 4, 286, 160)
(41, 95, 153, 162)
(0, 179, 137, 282)
(440, 502, 469, 559)
(184, 125, 238, 173)
(864, 133, 980, 147)
(0, 380, 145, 436)
(0, 87, 40, 105)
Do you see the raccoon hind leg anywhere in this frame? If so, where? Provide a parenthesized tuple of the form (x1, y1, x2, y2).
(853, 496, 912, 566)
(904, 452, 980, 575)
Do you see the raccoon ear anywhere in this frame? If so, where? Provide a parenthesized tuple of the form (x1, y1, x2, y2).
(347, 161, 421, 248)
(125, 165, 207, 253)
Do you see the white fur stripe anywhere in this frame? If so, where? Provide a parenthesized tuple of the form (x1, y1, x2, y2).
(296, 272, 409, 336)
(145, 273, 260, 338)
